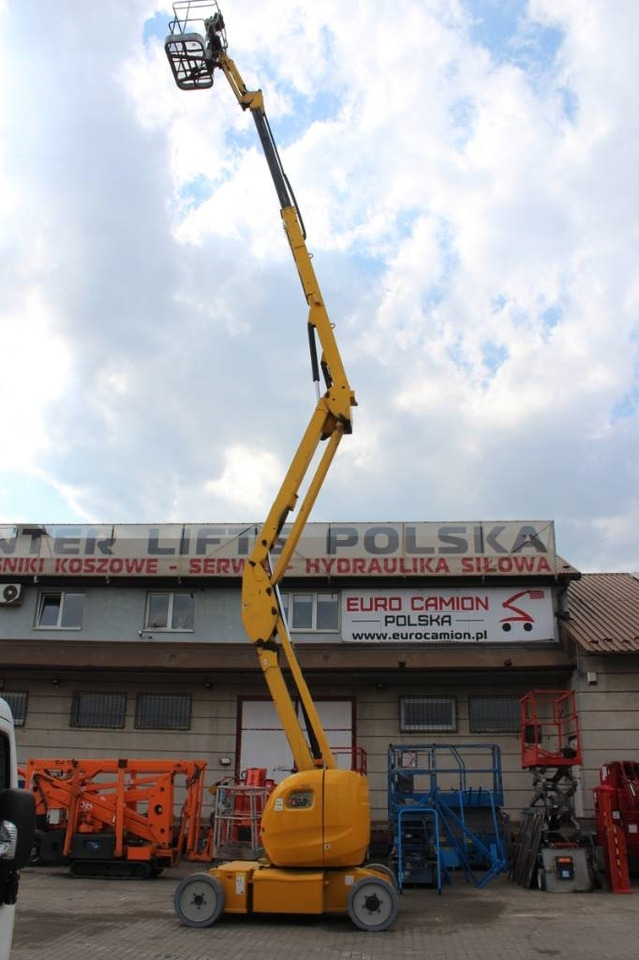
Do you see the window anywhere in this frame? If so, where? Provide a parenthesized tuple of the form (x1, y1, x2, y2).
(400, 696, 457, 733)
(135, 693, 192, 730)
(36, 591, 85, 629)
(145, 592, 195, 631)
(71, 692, 126, 729)
(469, 696, 520, 733)
(2, 691, 27, 727)
(282, 593, 339, 632)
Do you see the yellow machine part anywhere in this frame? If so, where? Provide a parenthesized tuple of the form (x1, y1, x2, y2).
(207, 861, 392, 916)
(208, 861, 253, 914)
(260, 768, 370, 869)
(253, 867, 324, 914)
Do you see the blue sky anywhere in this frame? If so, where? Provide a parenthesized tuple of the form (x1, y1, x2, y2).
(0, 0, 638, 573)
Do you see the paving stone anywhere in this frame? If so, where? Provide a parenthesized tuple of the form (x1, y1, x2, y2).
(11, 864, 639, 960)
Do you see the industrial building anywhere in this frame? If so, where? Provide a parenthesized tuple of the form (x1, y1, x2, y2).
(0, 519, 637, 831)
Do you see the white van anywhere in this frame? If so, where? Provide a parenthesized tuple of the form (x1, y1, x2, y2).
(0, 697, 35, 960)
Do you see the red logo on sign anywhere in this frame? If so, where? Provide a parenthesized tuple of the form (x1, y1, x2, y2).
(500, 590, 545, 633)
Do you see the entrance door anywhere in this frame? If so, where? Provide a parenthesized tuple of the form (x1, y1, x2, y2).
(239, 699, 354, 783)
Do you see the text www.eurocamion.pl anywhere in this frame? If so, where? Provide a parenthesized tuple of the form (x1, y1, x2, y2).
(349, 630, 488, 641)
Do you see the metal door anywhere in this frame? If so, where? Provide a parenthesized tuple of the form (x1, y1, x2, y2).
(239, 699, 354, 782)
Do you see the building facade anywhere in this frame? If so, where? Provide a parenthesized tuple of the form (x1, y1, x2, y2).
(1, 519, 635, 831)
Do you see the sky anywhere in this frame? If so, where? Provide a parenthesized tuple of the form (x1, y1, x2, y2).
(0, 0, 637, 573)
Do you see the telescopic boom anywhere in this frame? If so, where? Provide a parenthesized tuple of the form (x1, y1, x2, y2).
(166, 3, 357, 773)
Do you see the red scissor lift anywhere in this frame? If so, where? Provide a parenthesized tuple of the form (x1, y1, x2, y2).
(512, 691, 594, 891)
(521, 689, 582, 771)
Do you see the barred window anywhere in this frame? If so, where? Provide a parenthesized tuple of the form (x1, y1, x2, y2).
(400, 696, 456, 733)
(2, 691, 27, 727)
(469, 696, 520, 733)
(145, 593, 195, 631)
(135, 693, 192, 730)
(71, 692, 126, 729)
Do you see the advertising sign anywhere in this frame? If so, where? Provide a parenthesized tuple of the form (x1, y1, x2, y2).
(342, 587, 556, 643)
(0, 520, 557, 580)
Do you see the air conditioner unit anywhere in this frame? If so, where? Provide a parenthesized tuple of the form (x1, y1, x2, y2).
(0, 583, 22, 606)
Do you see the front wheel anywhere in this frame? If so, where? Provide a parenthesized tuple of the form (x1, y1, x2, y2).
(174, 873, 225, 928)
(347, 877, 399, 932)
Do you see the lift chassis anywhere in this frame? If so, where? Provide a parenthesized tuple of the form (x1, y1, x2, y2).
(165, 2, 398, 932)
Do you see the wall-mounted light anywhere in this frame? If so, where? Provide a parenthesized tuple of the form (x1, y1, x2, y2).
(219, 757, 232, 767)
(204, 682, 213, 690)
(51, 678, 61, 686)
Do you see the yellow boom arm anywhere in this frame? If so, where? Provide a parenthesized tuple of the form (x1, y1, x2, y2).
(166, 8, 357, 773)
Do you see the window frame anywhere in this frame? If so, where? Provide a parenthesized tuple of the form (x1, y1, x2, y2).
(134, 693, 192, 731)
(281, 591, 340, 632)
(70, 691, 127, 729)
(2, 691, 28, 727)
(399, 696, 457, 733)
(468, 696, 520, 734)
(35, 590, 85, 630)
(144, 591, 195, 632)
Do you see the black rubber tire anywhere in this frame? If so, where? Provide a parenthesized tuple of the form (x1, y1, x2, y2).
(347, 876, 399, 932)
(174, 873, 225, 928)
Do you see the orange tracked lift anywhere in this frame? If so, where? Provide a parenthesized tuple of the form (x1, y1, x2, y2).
(24, 757, 212, 878)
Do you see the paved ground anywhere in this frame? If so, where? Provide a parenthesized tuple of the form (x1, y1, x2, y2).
(11, 863, 639, 960)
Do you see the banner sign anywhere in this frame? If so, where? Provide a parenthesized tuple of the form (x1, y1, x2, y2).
(0, 520, 557, 580)
(342, 587, 556, 643)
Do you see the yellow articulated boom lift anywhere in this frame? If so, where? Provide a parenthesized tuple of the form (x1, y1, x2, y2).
(165, 2, 398, 932)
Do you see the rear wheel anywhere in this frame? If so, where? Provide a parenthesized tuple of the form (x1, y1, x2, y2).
(174, 873, 225, 928)
(364, 862, 398, 889)
(347, 877, 399, 932)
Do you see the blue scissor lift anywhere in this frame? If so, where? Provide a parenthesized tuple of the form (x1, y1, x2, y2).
(387, 743, 508, 892)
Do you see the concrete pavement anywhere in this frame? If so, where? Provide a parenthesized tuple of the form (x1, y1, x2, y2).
(11, 863, 639, 960)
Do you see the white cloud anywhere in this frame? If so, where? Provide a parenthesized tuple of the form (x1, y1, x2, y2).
(205, 444, 282, 515)
(0, 291, 72, 465)
(0, 0, 637, 571)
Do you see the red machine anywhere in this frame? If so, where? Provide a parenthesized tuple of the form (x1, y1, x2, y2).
(594, 761, 638, 893)
(511, 691, 593, 891)
(598, 761, 639, 860)
(520, 689, 582, 770)
(24, 757, 214, 877)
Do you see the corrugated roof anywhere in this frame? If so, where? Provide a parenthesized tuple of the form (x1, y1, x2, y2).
(566, 573, 639, 653)
(555, 556, 581, 579)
